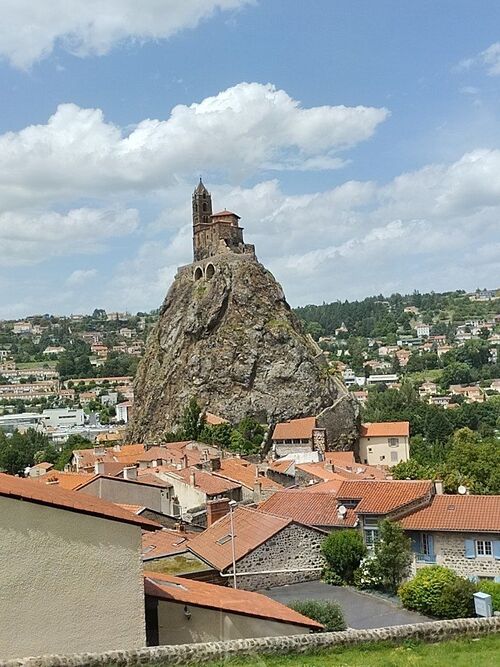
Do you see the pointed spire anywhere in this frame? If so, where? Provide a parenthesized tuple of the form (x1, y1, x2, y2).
(195, 177, 208, 194)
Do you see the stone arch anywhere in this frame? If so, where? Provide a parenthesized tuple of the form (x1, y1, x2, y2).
(194, 266, 203, 281)
(205, 263, 215, 280)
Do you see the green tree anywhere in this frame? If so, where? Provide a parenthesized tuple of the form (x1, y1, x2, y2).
(439, 362, 473, 389)
(180, 398, 205, 440)
(321, 530, 367, 584)
(373, 520, 412, 594)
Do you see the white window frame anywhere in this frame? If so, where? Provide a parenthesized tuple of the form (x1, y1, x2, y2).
(475, 540, 492, 557)
(388, 437, 399, 447)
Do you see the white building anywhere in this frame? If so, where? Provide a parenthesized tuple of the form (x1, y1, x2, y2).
(41, 408, 85, 429)
(415, 323, 430, 338)
(116, 401, 132, 423)
(359, 421, 410, 467)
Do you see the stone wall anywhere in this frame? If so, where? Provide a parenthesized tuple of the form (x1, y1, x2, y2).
(227, 523, 325, 590)
(3, 617, 499, 667)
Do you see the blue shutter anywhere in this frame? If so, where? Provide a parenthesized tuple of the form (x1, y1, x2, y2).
(493, 541, 500, 560)
(464, 539, 475, 559)
(410, 534, 420, 553)
(427, 534, 434, 556)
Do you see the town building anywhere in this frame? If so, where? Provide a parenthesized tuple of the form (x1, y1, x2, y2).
(358, 421, 410, 467)
(0, 473, 159, 660)
(271, 416, 327, 457)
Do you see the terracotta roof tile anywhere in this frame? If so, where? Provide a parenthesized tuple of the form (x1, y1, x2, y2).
(324, 451, 356, 467)
(34, 470, 95, 491)
(272, 417, 316, 441)
(336, 480, 433, 515)
(399, 495, 500, 533)
(187, 506, 292, 570)
(214, 458, 282, 492)
(144, 571, 322, 629)
(258, 490, 355, 527)
(0, 473, 160, 530)
(142, 529, 192, 559)
(295, 462, 345, 482)
(360, 421, 410, 437)
(211, 210, 240, 218)
(205, 412, 229, 425)
(269, 459, 295, 475)
(173, 467, 241, 496)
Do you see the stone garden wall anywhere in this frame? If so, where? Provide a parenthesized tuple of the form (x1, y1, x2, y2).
(2, 617, 499, 667)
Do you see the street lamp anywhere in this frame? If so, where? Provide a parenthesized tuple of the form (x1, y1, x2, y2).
(228, 499, 238, 589)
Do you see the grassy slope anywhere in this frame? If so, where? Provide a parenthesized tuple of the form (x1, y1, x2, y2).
(204, 636, 500, 667)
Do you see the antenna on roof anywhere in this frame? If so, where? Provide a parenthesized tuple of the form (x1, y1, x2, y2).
(458, 485, 467, 495)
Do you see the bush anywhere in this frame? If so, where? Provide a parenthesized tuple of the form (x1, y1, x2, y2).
(288, 599, 346, 632)
(478, 581, 500, 611)
(322, 567, 344, 586)
(375, 520, 412, 593)
(321, 530, 367, 584)
(353, 555, 383, 590)
(399, 566, 476, 619)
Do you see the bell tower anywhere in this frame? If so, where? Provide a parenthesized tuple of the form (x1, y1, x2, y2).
(192, 178, 212, 227)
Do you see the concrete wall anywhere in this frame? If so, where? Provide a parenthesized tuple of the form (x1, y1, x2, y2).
(359, 435, 409, 467)
(2, 617, 498, 667)
(0, 496, 146, 660)
(158, 473, 207, 512)
(156, 599, 310, 644)
(228, 523, 325, 590)
(79, 476, 173, 514)
(411, 530, 500, 579)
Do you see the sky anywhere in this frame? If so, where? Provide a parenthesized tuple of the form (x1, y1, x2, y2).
(1, 1, 500, 318)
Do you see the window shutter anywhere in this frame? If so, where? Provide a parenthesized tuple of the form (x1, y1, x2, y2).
(428, 534, 434, 556)
(493, 541, 500, 560)
(410, 534, 420, 553)
(494, 576, 500, 584)
(464, 539, 475, 559)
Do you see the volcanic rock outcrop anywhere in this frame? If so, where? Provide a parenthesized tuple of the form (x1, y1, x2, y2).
(128, 181, 359, 446)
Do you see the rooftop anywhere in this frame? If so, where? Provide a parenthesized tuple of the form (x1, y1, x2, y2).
(211, 209, 240, 218)
(399, 495, 500, 533)
(214, 458, 282, 492)
(142, 528, 193, 559)
(258, 490, 356, 527)
(272, 416, 317, 441)
(360, 421, 410, 438)
(0, 473, 160, 531)
(144, 571, 322, 630)
(187, 506, 292, 570)
(33, 470, 96, 491)
(172, 467, 241, 496)
(336, 480, 433, 515)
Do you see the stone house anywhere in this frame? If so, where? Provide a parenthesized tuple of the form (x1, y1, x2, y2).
(399, 495, 500, 582)
(0, 472, 160, 660)
(186, 506, 326, 591)
(358, 421, 410, 467)
(144, 571, 322, 645)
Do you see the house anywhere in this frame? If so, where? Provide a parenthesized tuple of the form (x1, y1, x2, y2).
(186, 506, 326, 590)
(71, 443, 145, 472)
(271, 416, 327, 457)
(419, 381, 437, 397)
(0, 473, 160, 660)
(28, 461, 54, 477)
(358, 421, 410, 467)
(399, 495, 500, 582)
(437, 345, 453, 358)
(213, 457, 282, 501)
(448, 384, 485, 403)
(116, 400, 133, 423)
(144, 571, 322, 645)
(32, 470, 96, 490)
(415, 323, 430, 338)
(335, 479, 434, 550)
(42, 345, 66, 355)
(352, 390, 368, 405)
(395, 349, 411, 367)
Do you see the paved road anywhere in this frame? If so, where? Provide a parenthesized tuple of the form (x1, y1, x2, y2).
(261, 581, 430, 630)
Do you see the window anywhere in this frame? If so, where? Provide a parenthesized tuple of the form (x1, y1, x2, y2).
(363, 517, 379, 550)
(379, 455, 385, 461)
(421, 533, 431, 556)
(390, 450, 399, 463)
(388, 438, 399, 447)
(476, 540, 493, 557)
(216, 534, 233, 545)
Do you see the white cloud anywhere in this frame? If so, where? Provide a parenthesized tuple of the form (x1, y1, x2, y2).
(458, 42, 500, 76)
(67, 268, 98, 286)
(0, 207, 138, 266)
(0, 0, 252, 69)
(0, 83, 389, 209)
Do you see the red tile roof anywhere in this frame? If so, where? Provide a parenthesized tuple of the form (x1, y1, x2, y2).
(304, 479, 346, 494)
(399, 495, 500, 533)
(142, 529, 192, 558)
(0, 473, 160, 530)
(172, 467, 241, 496)
(272, 417, 316, 441)
(73, 443, 146, 469)
(187, 506, 292, 570)
(360, 421, 410, 437)
(336, 480, 433, 515)
(205, 412, 229, 425)
(144, 572, 322, 630)
(214, 458, 282, 492)
(269, 459, 295, 475)
(324, 451, 356, 467)
(33, 470, 95, 491)
(258, 490, 356, 527)
(211, 210, 240, 218)
(295, 462, 345, 482)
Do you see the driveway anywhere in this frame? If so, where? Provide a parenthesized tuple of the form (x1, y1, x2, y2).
(261, 581, 430, 629)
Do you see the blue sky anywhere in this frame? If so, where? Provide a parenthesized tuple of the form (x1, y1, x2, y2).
(1, 0, 500, 318)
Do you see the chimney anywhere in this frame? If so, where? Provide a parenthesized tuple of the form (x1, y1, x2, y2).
(94, 461, 106, 475)
(324, 463, 334, 473)
(312, 428, 327, 453)
(174, 522, 186, 533)
(181, 454, 188, 469)
(253, 480, 262, 502)
(189, 470, 196, 487)
(206, 498, 230, 526)
(93, 445, 106, 456)
(434, 480, 444, 495)
(45, 478, 59, 486)
(123, 466, 137, 481)
(210, 456, 221, 472)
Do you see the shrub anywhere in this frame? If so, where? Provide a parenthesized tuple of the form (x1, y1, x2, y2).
(375, 520, 412, 593)
(478, 581, 500, 611)
(399, 566, 476, 618)
(322, 567, 344, 586)
(321, 530, 367, 584)
(353, 555, 383, 590)
(288, 599, 346, 632)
